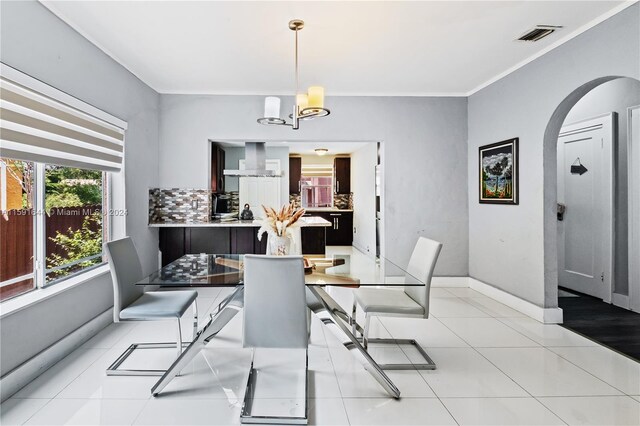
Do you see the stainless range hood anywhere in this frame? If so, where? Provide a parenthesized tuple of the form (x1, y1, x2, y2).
(223, 142, 281, 177)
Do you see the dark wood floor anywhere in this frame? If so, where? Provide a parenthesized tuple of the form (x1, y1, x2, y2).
(558, 287, 640, 361)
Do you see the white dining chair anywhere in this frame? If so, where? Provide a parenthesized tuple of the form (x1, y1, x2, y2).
(351, 237, 443, 370)
(104, 237, 198, 376)
(241, 255, 309, 424)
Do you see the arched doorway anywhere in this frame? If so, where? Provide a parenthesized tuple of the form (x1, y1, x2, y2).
(543, 76, 640, 358)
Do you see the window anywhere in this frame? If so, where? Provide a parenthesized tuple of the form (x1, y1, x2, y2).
(0, 65, 126, 302)
(44, 165, 107, 283)
(301, 176, 333, 208)
(0, 158, 36, 301)
(0, 158, 109, 301)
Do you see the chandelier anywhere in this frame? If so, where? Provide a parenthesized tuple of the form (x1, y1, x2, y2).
(257, 20, 330, 130)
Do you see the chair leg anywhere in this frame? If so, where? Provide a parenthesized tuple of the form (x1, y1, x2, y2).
(351, 301, 358, 336)
(176, 319, 183, 358)
(192, 300, 199, 341)
(363, 314, 371, 350)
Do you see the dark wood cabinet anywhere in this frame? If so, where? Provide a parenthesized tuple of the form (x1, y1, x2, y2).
(301, 227, 326, 255)
(308, 212, 353, 246)
(159, 226, 278, 266)
(334, 157, 351, 194)
(289, 157, 302, 194)
(211, 143, 226, 193)
(188, 228, 230, 254)
(159, 227, 185, 266)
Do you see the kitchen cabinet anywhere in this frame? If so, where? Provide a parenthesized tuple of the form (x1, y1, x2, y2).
(289, 157, 302, 194)
(159, 225, 311, 266)
(307, 211, 353, 246)
(188, 228, 231, 254)
(334, 157, 351, 194)
(301, 227, 326, 255)
(211, 143, 226, 193)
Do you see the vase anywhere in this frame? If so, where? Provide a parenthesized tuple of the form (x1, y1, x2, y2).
(268, 234, 291, 256)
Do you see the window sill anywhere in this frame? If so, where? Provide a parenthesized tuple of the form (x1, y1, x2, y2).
(0, 264, 110, 319)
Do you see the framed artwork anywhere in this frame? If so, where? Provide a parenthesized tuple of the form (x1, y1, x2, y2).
(479, 138, 519, 205)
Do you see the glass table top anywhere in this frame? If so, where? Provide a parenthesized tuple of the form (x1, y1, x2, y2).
(136, 254, 424, 287)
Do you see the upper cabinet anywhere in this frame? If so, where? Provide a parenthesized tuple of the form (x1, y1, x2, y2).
(211, 143, 226, 193)
(289, 156, 302, 194)
(334, 157, 351, 194)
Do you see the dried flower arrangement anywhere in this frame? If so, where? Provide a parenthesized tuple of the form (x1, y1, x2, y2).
(257, 203, 306, 241)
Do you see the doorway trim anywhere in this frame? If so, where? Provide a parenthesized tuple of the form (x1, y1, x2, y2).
(557, 113, 616, 303)
(628, 105, 640, 312)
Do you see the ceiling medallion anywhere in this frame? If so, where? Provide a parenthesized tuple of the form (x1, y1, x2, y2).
(257, 20, 330, 130)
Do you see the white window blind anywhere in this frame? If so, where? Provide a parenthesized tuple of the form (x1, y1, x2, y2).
(0, 70, 125, 172)
(301, 164, 333, 177)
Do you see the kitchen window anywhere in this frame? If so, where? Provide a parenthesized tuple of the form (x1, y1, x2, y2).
(301, 175, 333, 208)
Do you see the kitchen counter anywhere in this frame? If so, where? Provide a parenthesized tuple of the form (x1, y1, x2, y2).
(149, 216, 331, 228)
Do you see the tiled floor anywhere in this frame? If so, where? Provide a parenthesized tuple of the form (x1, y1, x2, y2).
(2, 252, 639, 425)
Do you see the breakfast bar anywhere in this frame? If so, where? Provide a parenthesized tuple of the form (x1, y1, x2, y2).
(150, 216, 332, 265)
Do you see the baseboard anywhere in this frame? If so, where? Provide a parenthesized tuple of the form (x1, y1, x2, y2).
(0, 308, 112, 402)
(469, 278, 563, 324)
(612, 292, 630, 309)
(431, 276, 470, 288)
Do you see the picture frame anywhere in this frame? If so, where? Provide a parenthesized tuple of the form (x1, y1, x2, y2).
(479, 138, 519, 205)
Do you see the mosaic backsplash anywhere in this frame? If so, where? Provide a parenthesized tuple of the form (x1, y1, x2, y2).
(289, 193, 353, 210)
(149, 188, 211, 223)
(334, 193, 353, 210)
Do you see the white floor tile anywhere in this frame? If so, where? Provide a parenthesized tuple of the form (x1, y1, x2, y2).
(80, 323, 138, 349)
(479, 347, 623, 397)
(548, 346, 640, 395)
(343, 397, 456, 425)
(330, 346, 435, 398)
(23, 399, 147, 425)
(439, 317, 539, 347)
(429, 297, 491, 318)
(429, 288, 458, 298)
(133, 398, 241, 425)
(445, 288, 486, 298)
(13, 349, 106, 399)
(419, 348, 529, 397)
(307, 398, 350, 425)
(538, 396, 640, 425)
(462, 296, 527, 318)
(631, 395, 640, 402)
(56, 347, 170, 400)
(379, 317, 469, 347)
(441, 397, 565, 425)
(0, 398, 49, 426)
(498, 317, 598, 347)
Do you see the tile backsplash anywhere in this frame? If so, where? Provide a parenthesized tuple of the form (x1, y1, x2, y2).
(289, 193, 353, 210)
(149, 188, 211, 223)
(333, 193, 353, 210)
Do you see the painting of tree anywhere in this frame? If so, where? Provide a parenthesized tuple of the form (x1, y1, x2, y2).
(479, 138, 519, 204)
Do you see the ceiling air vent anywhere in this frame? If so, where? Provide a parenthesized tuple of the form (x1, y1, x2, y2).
(517, 25, 563, 42)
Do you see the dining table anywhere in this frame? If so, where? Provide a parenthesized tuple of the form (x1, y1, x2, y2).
(136, 253, 426, 399)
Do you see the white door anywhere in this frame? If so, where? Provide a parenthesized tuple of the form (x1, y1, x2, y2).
(239, 159, 281, 218)
(629, 106, 640, 312)
(557, 114, 615, 302)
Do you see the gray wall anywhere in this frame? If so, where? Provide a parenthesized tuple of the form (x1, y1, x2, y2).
(0, 0, 160, 376)
(468, 4, 640, 307)
(564, 78, 640, 296)
(159, 94, 469, 274)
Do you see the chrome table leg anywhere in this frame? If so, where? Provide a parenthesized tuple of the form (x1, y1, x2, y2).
(150, 286, 245, 396)
(306, 287, 401, 399)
